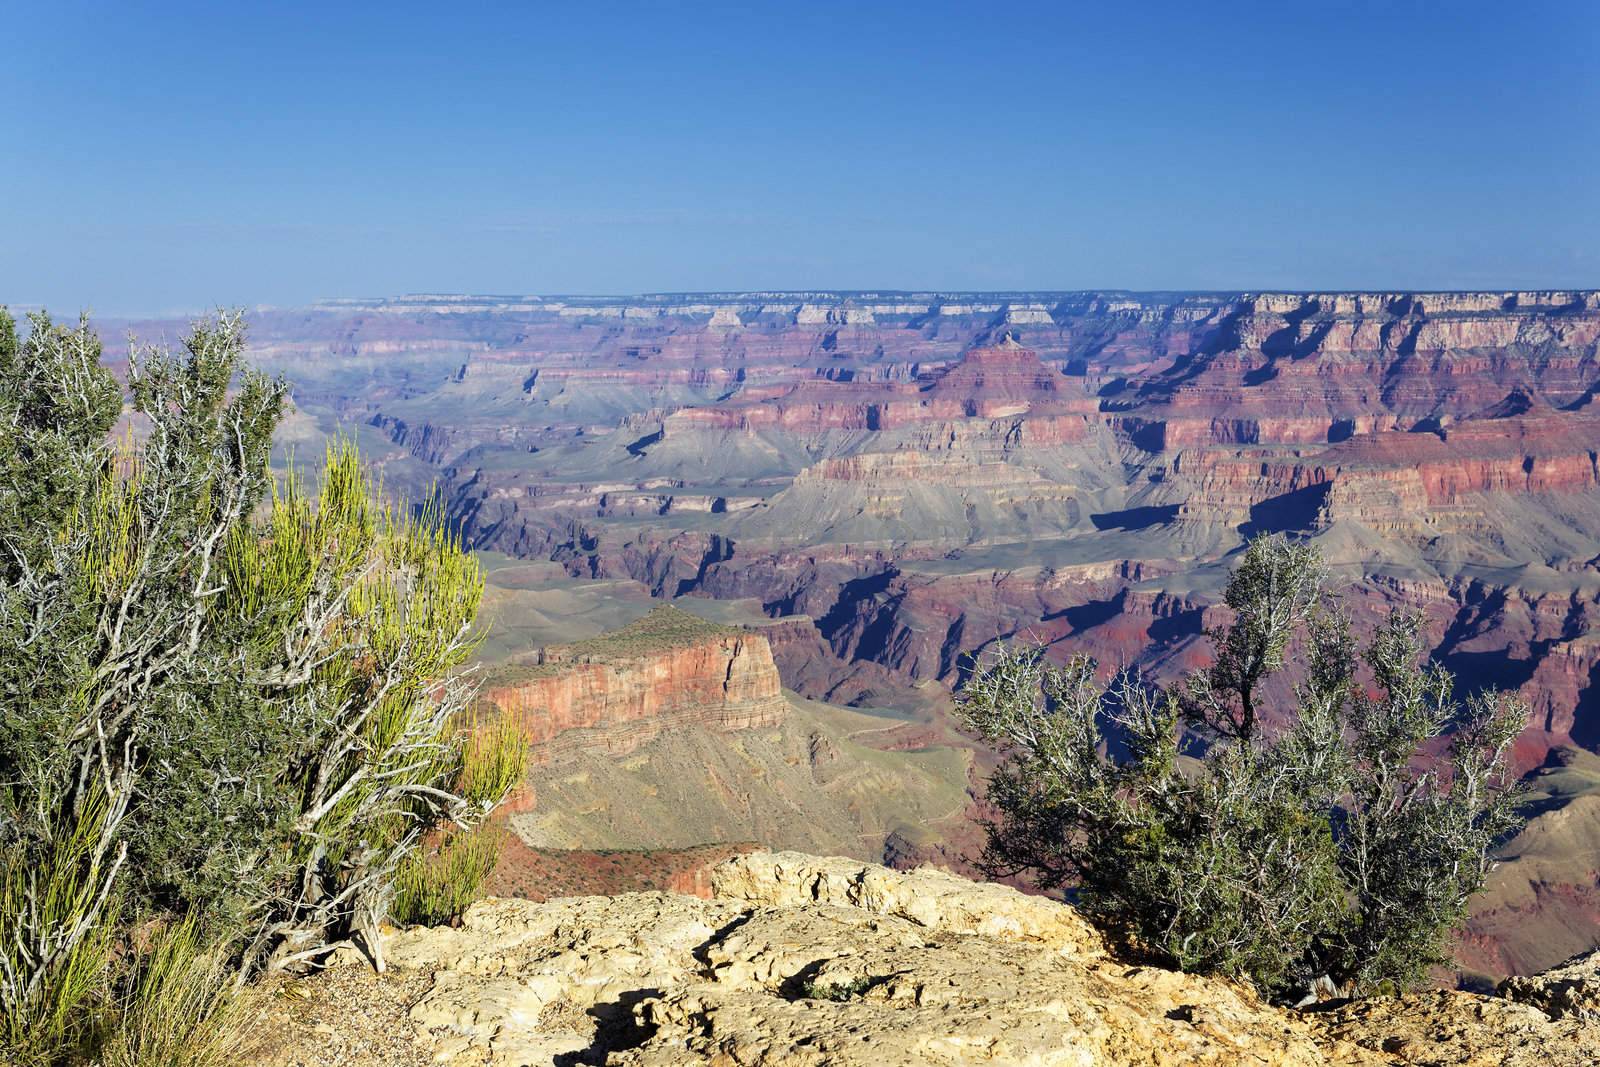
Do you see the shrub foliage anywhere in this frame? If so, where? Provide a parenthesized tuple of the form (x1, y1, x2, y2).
(391, 825, 507, 929)
(962, 534, 1525, 997)
(0, 309, 522, 1063)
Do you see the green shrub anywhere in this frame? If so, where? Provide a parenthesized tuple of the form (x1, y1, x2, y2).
(0, 308, 521, 1061)
(392, 714, 527, 928)
(797, 975, 876, 1002)
(100, 916, 249, 1067)
(962, 534, 1525, 998)
(457, 714, 532, 810)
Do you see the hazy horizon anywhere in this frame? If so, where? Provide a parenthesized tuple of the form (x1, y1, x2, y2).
(16, 283, 1600, 325)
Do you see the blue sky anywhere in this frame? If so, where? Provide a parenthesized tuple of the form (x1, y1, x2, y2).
(3, 0, 1597, 314)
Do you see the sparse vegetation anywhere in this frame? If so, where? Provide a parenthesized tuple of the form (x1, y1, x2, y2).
(0, 308, 522, 1063)
(962, 534, 1526, 998)
(798, 975, 876, 1001)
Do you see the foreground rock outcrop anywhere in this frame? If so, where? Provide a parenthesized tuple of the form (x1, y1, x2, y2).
(1500, 948, 1600, 1021)
(244, 852, 1600, 1066)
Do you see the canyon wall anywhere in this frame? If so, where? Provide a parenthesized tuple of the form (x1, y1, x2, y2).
(483, 606, 787, 763)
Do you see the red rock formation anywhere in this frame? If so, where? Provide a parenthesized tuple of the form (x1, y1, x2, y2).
(1147, 405, 1600, 533)
(484, 608, 787, 763)
(670, 340, 1095, 435)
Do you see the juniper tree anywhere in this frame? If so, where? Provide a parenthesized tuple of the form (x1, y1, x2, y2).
(962, 534, 1524, 997)
(0, 309, 523, 1063)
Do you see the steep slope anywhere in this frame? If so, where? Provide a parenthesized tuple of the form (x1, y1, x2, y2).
(1458, 746, 1600, 982)
(503, 692, 971, 857)
(483, 606, 788, 761)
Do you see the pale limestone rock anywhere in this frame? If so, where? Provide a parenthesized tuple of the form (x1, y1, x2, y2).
(1003, 303, 1055, 325)
(1499, 947, 1600, 1020)
(1309, 988, 1599, 1066)
(620, 899, 1338, 1066)
(386, 892, 748, 1064)
(708, 850, 1104, 955)
(795, 304, 832, 325)
(244, 852, 1600, 1066)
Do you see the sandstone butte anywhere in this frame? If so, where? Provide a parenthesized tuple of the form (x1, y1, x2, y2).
(481, 606, 787, 765)
(242, 851, 1600, 1067)
(472, 601, 975, 869)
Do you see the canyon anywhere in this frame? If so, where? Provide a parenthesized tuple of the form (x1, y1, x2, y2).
(470, 585, 972, 863)
(114, 288, 1600, 981)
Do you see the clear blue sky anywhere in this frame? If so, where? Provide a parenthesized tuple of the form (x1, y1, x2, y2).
(4, 0, 1597, 315)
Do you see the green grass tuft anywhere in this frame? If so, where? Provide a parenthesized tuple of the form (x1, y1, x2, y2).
(391, 827, 505, 928)
(0, 789, 119, 1065)
(100, 915, 251, 1067)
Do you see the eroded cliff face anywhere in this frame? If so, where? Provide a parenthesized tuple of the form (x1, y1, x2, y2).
(483, 607, 787, 763)
(471, 598, 974, 863)
(241, 852, 1600, 1067)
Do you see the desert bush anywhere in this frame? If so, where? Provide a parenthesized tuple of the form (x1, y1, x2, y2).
(391, 826, 507, 928)
(456, 714, 532, 810)
(392, 715, 527, 927)
(0, 786, 120, 1065)
(0, 308, 521, 1061)
(962, 534, 1525, 998)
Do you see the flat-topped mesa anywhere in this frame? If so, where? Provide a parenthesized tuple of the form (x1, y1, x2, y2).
(483, 606, 787, 764)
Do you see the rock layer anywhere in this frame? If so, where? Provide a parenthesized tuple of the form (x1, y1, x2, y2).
(484, 606, 787, 763)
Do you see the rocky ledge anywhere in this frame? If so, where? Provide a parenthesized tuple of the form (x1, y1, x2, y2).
(244, 852, 1600, 1066)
